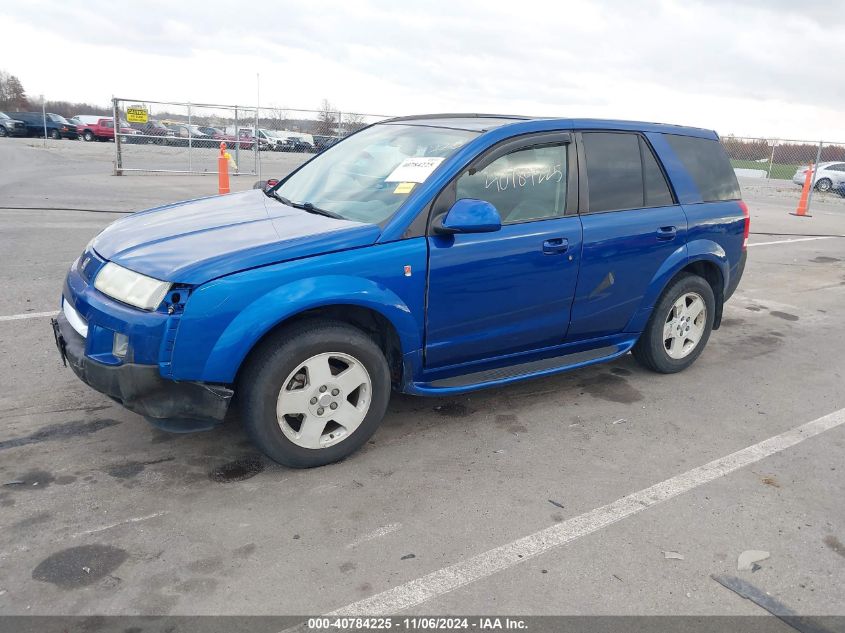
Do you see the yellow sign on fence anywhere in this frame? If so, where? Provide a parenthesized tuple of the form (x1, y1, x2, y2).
(126, 106, 148, 124)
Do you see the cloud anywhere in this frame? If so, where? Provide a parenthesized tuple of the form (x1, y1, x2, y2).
(2, 0, 844, 139)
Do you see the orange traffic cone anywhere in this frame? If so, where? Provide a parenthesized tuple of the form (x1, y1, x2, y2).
(791, 163, 814, 217)
(218, 142, 230, 194)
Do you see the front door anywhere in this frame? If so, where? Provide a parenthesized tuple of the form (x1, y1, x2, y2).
(425, 136, 583, 369)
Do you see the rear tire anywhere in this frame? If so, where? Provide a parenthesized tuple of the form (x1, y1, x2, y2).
(239, 320, 391, 468)
(632, 273, 715, 374)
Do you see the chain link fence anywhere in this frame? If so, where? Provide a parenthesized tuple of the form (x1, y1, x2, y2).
(107, 100, 845, 201)
(111, 97, 391, 178)
(722, 136, 845, 191)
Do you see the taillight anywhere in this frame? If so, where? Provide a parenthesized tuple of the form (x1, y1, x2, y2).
(739, 200, 750, 249)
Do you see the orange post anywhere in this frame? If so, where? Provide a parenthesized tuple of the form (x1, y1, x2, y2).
(218, 142, 230, 194)
(791, 163, 814, 217)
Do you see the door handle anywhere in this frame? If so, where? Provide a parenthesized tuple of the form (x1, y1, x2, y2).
(542, 237, 569, 254)
(656, 226, 677, 241)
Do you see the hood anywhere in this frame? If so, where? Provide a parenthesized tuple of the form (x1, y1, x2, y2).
(92, 189, 382, 284)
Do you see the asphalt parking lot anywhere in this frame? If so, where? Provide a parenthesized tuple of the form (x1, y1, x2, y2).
(1, 138, 844, 618)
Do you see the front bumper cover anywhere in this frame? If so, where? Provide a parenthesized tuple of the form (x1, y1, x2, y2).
(52, 311, 232, 428)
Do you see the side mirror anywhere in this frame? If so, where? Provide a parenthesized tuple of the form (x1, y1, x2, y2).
(433, 199, 502, 235)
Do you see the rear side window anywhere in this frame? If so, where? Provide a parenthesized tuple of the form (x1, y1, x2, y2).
(582, 132, 673, 212)
(641, 138, 674, 207)
(664, 134, 741, 201)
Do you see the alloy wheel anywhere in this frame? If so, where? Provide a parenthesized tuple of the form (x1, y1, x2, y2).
(275, 352, 372, 449)
(663, 292, 707, 359)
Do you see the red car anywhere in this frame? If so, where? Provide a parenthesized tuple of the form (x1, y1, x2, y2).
(77, 117, 139, 143)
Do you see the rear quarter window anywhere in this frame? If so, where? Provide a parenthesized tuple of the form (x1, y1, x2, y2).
(665, 134, 741, 202)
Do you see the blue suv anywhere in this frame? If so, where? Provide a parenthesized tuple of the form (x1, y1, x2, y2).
(53, 114, 748, 467)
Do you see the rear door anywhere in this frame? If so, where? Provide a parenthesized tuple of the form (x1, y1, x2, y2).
(567, 131, 687, 340)
(425, 133, 583, 369)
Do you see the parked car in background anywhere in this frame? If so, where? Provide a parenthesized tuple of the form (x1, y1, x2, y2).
(0, 111, 27, 137)
(195, 126, 251, 150)
(256, 129, 282, 150)
(8, 112, 78, 139)
(196, 126, 233, 146)
(52, 114, 748, 468)
(792, 161, 845, 192)
(224, 127, 271, 151)
(280, 137, 315, 153)
(164, 123, 217, 148)
(314, 134, 341, 152)
(77, 117, 140, 143)
(130, 119, 177, 145)
(272, 131, 316, 153)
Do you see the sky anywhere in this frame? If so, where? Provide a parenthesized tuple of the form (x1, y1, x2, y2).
(2, 0, 844, 141)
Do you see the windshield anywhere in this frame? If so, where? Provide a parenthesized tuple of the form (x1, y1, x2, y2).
(0, 112, 9, 120)
(272, 123, 479, 223)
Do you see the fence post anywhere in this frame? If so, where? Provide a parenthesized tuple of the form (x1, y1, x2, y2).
(254, 107, 260, 179)
(112, 97, 122, 176)
(234, 107, 240, 174)
(187, 102, 192, 173)
(255, 75, 261, 180)
(804, 141, 824, 215)
(767, 140, 776, 179)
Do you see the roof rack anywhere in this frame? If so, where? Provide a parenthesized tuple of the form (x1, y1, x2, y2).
(382, 113, 532, 123)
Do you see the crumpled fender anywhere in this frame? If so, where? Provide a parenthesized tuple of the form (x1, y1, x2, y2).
(196, 275, 421, 383)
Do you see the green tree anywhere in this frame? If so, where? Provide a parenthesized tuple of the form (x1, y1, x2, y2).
(0, 70, 29, 110)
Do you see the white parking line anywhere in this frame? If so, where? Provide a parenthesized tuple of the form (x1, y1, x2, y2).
(307, 408, 845, 617)
(0, 311, 57, 322)
(748, 236, 839, 247)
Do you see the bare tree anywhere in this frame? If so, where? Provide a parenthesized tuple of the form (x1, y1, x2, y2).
(315, 99, 338, 136)
(267, 105, 290, 132)
(0, 70, 29, 110)
(341, 112, 366, 136)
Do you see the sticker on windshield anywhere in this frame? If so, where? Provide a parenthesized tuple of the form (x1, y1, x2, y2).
(385, 157, 445, 183)
(393, 182, 416, 194)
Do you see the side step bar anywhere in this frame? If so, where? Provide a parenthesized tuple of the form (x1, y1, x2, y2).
(410, 343, 629, 395)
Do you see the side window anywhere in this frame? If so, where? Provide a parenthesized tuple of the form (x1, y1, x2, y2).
(641, 137, 674, 207)
(582, 132, 644, 212)
(455, 144, 567, 224)
(664, 134, 741, 201)
(103, 120, 114, 129)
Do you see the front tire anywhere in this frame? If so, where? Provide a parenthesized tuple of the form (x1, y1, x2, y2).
(816, 178, 832, 192)
(632, 273, 715, 374)
(49, 129, 61, 140)
(239, 320, 391, 468)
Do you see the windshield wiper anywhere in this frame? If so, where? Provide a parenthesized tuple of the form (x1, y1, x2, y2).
(265, 190, 344, 219)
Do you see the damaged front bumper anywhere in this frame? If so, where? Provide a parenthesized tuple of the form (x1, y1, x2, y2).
(52, 311, 232, 431)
